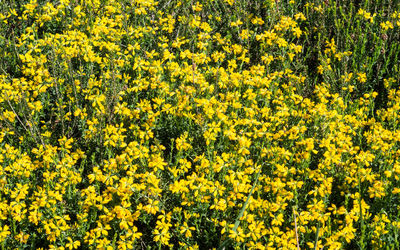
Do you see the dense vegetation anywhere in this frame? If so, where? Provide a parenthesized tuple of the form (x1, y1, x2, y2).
(1, 0, 400, 248)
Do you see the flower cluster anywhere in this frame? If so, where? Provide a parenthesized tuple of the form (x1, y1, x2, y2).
(1, 0, 400, 249)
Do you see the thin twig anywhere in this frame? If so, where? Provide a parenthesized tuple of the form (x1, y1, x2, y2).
(293, 207, 300, 250)
(5, 95, 29, 134)
(314, 222, 320, 250)
(192, 53, 196, 85)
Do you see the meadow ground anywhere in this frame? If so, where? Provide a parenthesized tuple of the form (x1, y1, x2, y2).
(1, 0, 400, 249)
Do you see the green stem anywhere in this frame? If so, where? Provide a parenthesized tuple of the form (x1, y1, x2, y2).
(358, 176, 365, 249)
(218, 165, 262, 249)
(314, 221, 320, 250)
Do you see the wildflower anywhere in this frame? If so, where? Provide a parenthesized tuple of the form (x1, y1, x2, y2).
(229, 226, 246, 243)
(192, 2, 203, 12)
(66, 237, 81, 250)
(180, 222, 196, 238)
(380, 21, 393, 30)
(0, 225, 10, 241)
(357, 72, 367, 83)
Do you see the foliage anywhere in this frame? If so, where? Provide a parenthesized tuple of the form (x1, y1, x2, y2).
(0, 0, 400, 249)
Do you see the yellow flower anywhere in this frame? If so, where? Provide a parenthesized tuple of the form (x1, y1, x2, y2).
(251, 16, 264, 25)
(180, 222, 196, 238)
(15, 232, 29, 243)
(357, 72, 367, 83)
(176, 132, 192, 151)
(144, 199, 160, 215)
(380, 21, 393, 30)
(229, 226, 246, 243)
(192, 2, 203, 12)
(231, 19, 243, 27)
(0, 225, 11, 241)
(66, 237, 81, 250)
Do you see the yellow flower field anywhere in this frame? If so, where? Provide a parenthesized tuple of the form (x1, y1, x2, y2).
(1, 0, 400, 249)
